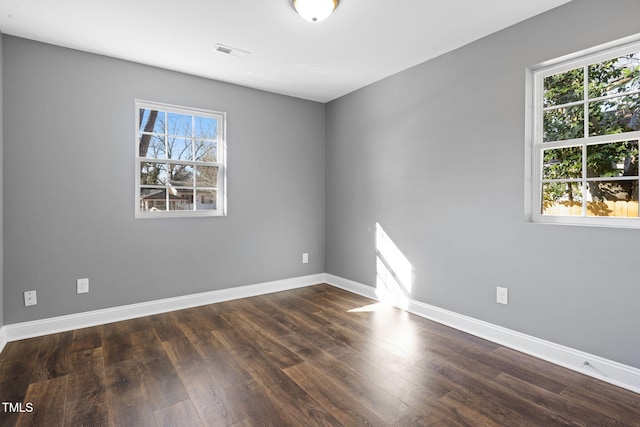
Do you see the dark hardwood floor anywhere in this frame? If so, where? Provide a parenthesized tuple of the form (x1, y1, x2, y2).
(1, 284, 638, 426)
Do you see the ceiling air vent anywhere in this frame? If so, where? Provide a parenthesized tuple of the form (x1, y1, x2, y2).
(214, 43, 250, 59)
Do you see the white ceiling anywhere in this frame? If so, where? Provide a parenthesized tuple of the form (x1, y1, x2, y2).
(0, 0, 572, 103)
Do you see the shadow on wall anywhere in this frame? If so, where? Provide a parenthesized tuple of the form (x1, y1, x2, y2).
(375, 222, 414, 309)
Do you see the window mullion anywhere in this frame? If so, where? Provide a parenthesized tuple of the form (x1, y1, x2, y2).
(582, 65, 589, 217)
(588, 88, 640, 103)
(582, 145, 588, 217)
(587, 176, 640, 182)
(541, 87, 640, 112)
(164, 111, 169, 162)
(542, 99, 585, 111)
(191, 114, 196, 211)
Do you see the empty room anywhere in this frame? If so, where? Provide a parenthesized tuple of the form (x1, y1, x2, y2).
(0, 0, 639, 425)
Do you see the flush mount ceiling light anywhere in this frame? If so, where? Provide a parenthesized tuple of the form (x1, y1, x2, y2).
(291, 0, 340, 23)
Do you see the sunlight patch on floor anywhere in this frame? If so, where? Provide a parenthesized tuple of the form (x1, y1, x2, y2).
(347, 302, 387, 313)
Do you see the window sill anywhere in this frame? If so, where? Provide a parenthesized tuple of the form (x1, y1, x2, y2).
(135, 210, 226, 219)
(530, 214, 640, 229)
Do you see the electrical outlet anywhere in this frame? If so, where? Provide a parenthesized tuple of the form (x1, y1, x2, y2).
(496, 287, 509, 305)
(302, 252, 309, 264)
(77, 278, 89, 294)
(24, 290, 37, 306)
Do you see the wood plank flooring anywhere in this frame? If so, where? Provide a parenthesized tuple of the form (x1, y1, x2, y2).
(1, 284, 639, 426)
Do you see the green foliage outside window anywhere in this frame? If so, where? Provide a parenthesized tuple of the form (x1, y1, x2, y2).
(541, 52, 640, 211)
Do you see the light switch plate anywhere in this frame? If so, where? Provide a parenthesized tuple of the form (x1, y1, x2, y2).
(497, 287, 509, 305)
(77, 278, 89, 294)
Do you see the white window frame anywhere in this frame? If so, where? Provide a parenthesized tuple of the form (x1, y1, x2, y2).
(526, 35, 640, 228)
(135, 100, 227, 219)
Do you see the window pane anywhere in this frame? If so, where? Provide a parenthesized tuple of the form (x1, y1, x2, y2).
(168, 164, 194, 187)
(544, 68, 584, 107)
(588, 52, 640, 98)
(139, 134, 165, 159)
(194, 116, 218, 139)
(542, 182, 582, 216)
(140, 188, 167, 211)
(140, 162, 168, 185)
(586, 180, 639, 217)
(135, 101, 226, 218)
(543, 105, 584, 142)
(588, 94, 640, 136)
(139, 109, 164, 134)
(196, 190, 217, 210)
(195, 140, 217, 162)
(168, 189, 193, 211)
(195, 166, 218, 187)
(587, 180, 638, 202)
(586, 141, 638, 178)
(167, 138, 193, 161)
(167, 112, 193, 137)
(542, 147, 582, 179)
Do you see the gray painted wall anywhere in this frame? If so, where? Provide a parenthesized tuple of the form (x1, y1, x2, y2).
(0, 31, 3, 328)
(3, 36, 325, 324)
(325, 0, 640, 369)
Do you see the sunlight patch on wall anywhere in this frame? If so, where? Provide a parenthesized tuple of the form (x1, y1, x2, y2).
(375, 222, 414, 310)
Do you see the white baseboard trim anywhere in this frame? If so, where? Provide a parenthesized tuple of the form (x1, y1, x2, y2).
(0, 326, 7, 355)
(3, 273, 325, 343)
(326, 274, 640, 395)
(3, 272, 638, 395)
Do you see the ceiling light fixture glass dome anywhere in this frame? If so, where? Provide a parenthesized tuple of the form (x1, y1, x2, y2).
(291, 0, 340, 23)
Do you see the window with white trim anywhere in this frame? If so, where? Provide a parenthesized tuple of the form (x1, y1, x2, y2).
(530, 40, 640, 227)
(135, 100, 226, 218)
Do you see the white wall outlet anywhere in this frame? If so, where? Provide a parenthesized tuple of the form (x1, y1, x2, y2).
(24, 290, 37, 306)
(497, 286, 509, 305)
(302, 252, 309, 264)
(77, 278, 89, 294)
